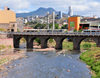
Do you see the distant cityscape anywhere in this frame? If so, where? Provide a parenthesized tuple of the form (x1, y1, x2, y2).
(0, 6, 100, 32)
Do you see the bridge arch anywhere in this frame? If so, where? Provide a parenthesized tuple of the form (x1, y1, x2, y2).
(39, 37, 56, 49)
(62, 37, 73, 50)
(73, 37, 98, 50)
(25, 37, 41, 49)
(46, 37, 56, 48)
(19, 37, 27, 48)
(13, 36, 27, 48)
(32, 37, 41, 49)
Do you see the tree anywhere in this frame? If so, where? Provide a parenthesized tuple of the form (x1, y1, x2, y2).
(49, 23, 59, 29)
(34, 23, 46, 29)
(61, 24, 68, 29)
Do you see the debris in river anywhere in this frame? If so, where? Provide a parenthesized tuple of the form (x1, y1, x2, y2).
(67, 69, 71, 72)
(55, 76, 58, 78)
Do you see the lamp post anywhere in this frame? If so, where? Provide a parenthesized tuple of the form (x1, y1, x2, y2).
(53, 11, 55, 30)
(47, 12, 50, 29)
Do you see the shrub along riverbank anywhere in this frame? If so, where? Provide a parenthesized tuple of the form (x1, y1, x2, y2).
(80, 47, 100, 78)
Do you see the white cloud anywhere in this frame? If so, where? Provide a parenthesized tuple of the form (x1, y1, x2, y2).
(0, 0, 100, 16)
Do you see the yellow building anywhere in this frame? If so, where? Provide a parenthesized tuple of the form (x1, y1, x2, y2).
(0, 7, 17, 32)
(68, 16, 80, 31)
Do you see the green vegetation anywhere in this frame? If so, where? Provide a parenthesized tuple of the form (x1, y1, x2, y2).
(49, 23, 59, 29)
(0, 45, 12, 51)
(63, 40, 73, 50)
(34, 38, 41, 45)
(20, 38, 26, 44)
(0, 28, 6, 32)
(47, 38, 56, 48)
(81, 42, 96, 50)
(0, 58, 8, 65)
(0, 45, 6, 50)
(80, 48, 100, 78)
(61, 24, 68, 29)
(34, 23, 46, 29)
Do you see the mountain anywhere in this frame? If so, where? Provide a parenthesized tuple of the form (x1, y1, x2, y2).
(16, 7, 56, 17)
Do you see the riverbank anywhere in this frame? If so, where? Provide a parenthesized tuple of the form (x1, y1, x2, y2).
(0, 38, 13, 51)
(0, 49, 25, 70)
(0, 38, 26, 75)
(80, 47, 100, 78)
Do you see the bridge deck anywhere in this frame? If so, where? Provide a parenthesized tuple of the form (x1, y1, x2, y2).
(1, 31, 100, 36)
(11, 32, 100, 36)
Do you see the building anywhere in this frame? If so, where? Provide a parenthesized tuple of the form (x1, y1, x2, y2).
(68, 16, 91, 31)
(16, 17, 24, 32)
(68, 6, 73, 17)
(68, 16, 80, 31)
(0, 7, 17, 32)
(57, 11, 62, 19)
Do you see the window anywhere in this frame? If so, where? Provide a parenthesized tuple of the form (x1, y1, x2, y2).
(13, 24, 15, 27)
(70, 22, 75, 27)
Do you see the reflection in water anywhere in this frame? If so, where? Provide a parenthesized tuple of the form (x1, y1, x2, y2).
(0, 49, 91, 78)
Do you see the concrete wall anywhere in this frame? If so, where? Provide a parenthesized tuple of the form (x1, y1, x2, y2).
(0, 38, 13, 47)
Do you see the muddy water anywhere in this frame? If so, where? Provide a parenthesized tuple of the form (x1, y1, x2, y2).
(0, 49, 91, 78)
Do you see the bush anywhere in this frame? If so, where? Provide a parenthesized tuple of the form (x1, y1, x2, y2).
(0, 28, 6, 32)
(83, 43, 91, 49)
(80, 48, 100, 78)
(35, 38, 41, 45)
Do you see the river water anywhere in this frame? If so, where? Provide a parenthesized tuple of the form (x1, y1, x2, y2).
(0, 49, 91, 78)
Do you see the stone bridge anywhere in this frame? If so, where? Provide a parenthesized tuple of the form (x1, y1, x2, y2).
(12, 32, 100, 50)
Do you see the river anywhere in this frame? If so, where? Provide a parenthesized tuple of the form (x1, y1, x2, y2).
(0, 48, 91, 78)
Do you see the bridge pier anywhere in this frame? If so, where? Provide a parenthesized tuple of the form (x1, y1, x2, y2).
(26, 37, 33, 49)
(13, 37, 19, 48)
(40, 38, 48, 49)
(93, 37, 100, 47)
(13, 36, 20, 48)
(54, 37, 65, 50)
(73, 37, 85, 51)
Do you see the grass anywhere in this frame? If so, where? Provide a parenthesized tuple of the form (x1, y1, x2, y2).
(63, 41, 73, 50)
(0, 28, 6, 32)
(20, 38, 26, 44)
(80, 47, 100, 78)
(0, 45, 12, 51)
(81, 42, 96, 50)
(0, 58, 9, 66)
(47, 39, 56, 48)
(0, 45, 6, 50)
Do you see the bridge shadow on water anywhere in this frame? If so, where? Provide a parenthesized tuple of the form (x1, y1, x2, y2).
(13, 47, 81, 55)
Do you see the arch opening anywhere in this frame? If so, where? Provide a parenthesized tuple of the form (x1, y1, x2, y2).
(62, 38, 73, 50)
(80, 38, 96, 50)
(47, 38, 56, 48)
(19, 37, 27, 49)
(33, 38, 41, 49)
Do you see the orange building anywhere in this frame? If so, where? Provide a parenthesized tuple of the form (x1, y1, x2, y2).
(0, 7, 17, 32)
(68, 16, 80, 31)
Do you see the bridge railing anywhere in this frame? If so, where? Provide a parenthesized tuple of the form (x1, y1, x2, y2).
(1, 31, 100, 36)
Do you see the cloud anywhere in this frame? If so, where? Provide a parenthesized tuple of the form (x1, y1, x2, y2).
(0, 0, 100, 16)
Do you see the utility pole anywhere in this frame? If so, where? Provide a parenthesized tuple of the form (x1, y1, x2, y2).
(53, 11, 55, 30)
(47, 12, 49, 29)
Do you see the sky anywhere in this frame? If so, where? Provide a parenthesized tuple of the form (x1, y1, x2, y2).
(0, 0, 100, 16)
